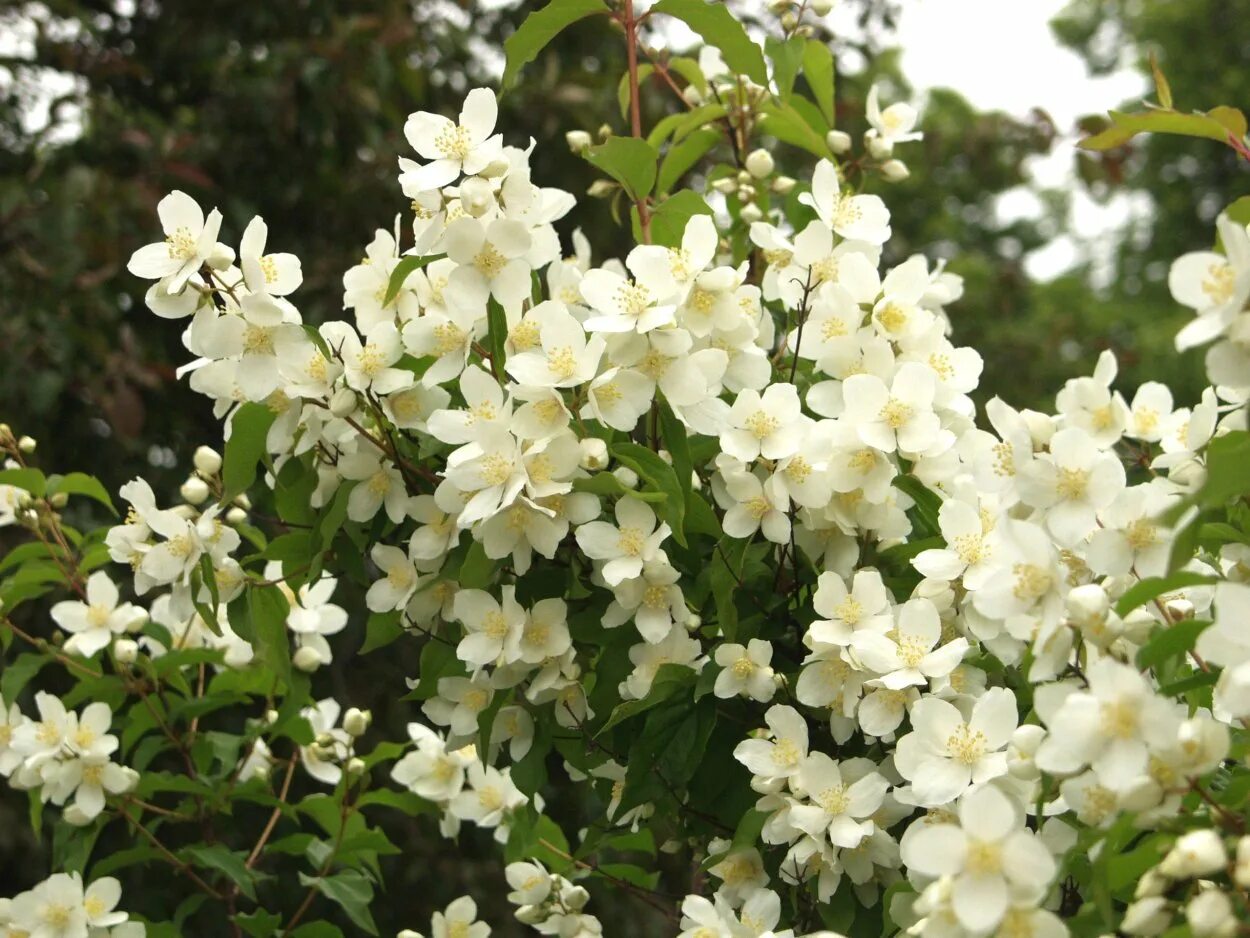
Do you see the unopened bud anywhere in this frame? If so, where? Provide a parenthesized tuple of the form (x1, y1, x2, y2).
(113, 638, 139, 665)
(768, 0, 792, 13)
(1160, 829, 1227, 878)
(810, 0, 834, 13)
(613, 466, 639, 490)
(180, 476, 210, 505)
(737, 184, 756, 202)
(711, 177, 737, 194)
(685, 613, 701, 632)
(48, 492, 69, 509)
(772, 175, 796, 194)
(193, 445, 223, 475)
(779, 11, 798, 30)
(458, 176, 495, 217)
(234, 493, 251, 510)
(739, 203, 763, 223)
(1164, 598, 1194, 621)
(578, 438, 609, 471)
(565, 130, 592, 152)
(597, 124, 613, 141)
(225, 507, 248, 525)
(826, 130, 852, 154)
(62, 804, 93, 827)
(398, 931, 426, 938)
(346, 757, 366, 779)
(865, 130, 893, 160)
(682, 85, 703, 106)
(329, 387, 357, 418)
(293, 646, 322, 672)
(881, 159, 910, 182)
(745, 149, 775, 179)
(1186, 890, 1234, 937)
(17, 436, 36, 454)
(1122, 897, 1171, 936)
(344, 707, 372, 737)
(587, 179, 617, 198)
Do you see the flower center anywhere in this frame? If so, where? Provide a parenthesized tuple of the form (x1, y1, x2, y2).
(945, 723, 987, 765)
(1056, 467, 1089, 500)
(166, 226, 197, 260)
(617, 526, 645, 557)
(880, 398, 912, 430)
(435, 124, 472, 161)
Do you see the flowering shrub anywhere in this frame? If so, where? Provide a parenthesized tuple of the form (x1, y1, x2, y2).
(2, 1, 1249, 936)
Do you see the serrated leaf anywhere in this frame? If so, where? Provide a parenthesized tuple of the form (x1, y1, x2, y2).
(652, 0, 768, 85)
(584, 136, 658, 201)
(222, 402, 276, 503)
(502, 0, 611, 91)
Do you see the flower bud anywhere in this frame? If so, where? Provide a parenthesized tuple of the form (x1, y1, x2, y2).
(739, 203, 763, 223)
(46, 492, 69, 510)
(346, 757, 366, 779)
(398, 931, 426, 938)
(779, 11, 798, 30)
(587, 179, 618, 198)
(1160, 829, 1227, 878)
(685, 613, 702, 632)
(113, 638, 139, 665)
(745, 149, 775, 179)
(881, 159, 910, 182)
(710, 178, 736, 196)
(234, 493, 252, 510)
(1006, 724, 1045, 779)
(63, 804, 93, 827)
(459, 176, 495, 217)
(826, 130, 852, 154)
(125, 609, 148, 634)
(1164, 597, 1194, 621)
(515, 905, 546, 926)
(1122, 897, 1172, 936)
(772, 175, 796, 194)
(768, 0, 791, 12)
(682, 85, 703, 106)
(118, 766, 140, 792)
(565, 129, 592, 152)
(225, 506, 248, 525)
(865, 130, 893, 160)
(329, 387, 357, 418)
(193, 445, 223, 475)
(1020, 409, 1055, 447)
(1186, 890, 1234, 937)
(344, 707, 372, 737)
(561, 884, 590, 910)
(737, 184, 756, 201)
(180, 476, 210, 505)
(1235, 835, 1250, 887)
(579, 438, 609, 471)
(612, 466, 639, 489)
(293, 646, 323, 672)
(17, 436, 36, 454)
(810, 0, 835, 13)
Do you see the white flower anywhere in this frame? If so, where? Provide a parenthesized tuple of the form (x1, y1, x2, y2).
(807, 569, 893, 647)
(850, 597, 968, 689)
(300, 698, 350, 785)
(323, 321, 410, 396)
(1019, 426, 1126, 547)
(714, 640, 776, 702)
(912, 498, 995, 588)
(1086, 482, 1177, 578)
(50, 572, 143, 657)
(841, 362, 941, 454)
(893, 688, 1018, 806)
(720, 470, 790, 544)
(799, 159, 891, 245)
(865, 83, 923, 153)
(443, 215, 534, 313)
(365, 544, 421, 612)
(239, 215, 302, 296)
(431, 896, 491, 938)
(580, 266, 676, 334)
(733, 704, 809, 781)
(720, 383, 804, 462)
(1169, 212, 1250, 350)
(454, 586, 526, 668)
(285, 575, 349, 668)
(505, 301, 604, 388)
(1196, 582, 1250, 721)
(575, 498, 671, 586)
(126, 190, 225, 292)
(899, 785, 1055, 934)
(789, 753, 889, 848)
(9, 872, 89, 938)
(623, 625, 702, 699)
(339, 449, 409, 524)
(402, 87, 502, 190)
(449, 763, 525, 828)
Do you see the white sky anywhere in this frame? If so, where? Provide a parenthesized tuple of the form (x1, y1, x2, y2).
(867, 0, 1149, 281)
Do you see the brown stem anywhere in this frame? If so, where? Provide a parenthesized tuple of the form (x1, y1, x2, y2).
(621, 0, 651, 242)
(122, 810, 225, 900)
(246, 754, 299, 869)
(2, 618, 102, 678)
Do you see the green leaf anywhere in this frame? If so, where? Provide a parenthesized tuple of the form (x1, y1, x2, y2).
(646, 190, 715, 248)
(612, 441, 686, 546)
(235, 909, 283, 938)
(301, 869, 377, 935)
(1, 653, 49, 704)
(599, 662, 695, 732)
(584, 136, 658, 201)
(617, 64, 655, 119)
(766, 35, 805, 101)
(893, 475, 942, 540)
(1136, 619, 1213, 671)
(1148, 53, 1172, 109)
(1114, 572, 1218, 617)
(290, 925, 345, 938)
(0, 467, 45, 496)
(501, 0, 610, 91)
(757, 99, 832, 158)
(1079, 107, 1247, 151)
(383, 253, 443, 306)
(457, 540, 496, 589)
(486, 297, 508, 382)
(360, 610, 404, 654)
(657, 128, 720, 194)
(802, 40, 835, 124)
(652, 0, 768, 85)
(182, 844, 262, 901)
(46, 472, 117, 515)
(222, 403, 277, 503)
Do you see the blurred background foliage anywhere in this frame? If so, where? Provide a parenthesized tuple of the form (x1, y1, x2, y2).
(0, 0, 1246, 931)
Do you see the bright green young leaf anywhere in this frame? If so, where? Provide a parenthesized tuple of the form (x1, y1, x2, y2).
(382, 253, 444, 306)
(645, 190, 714, 247)
(757, 100, 832, 158)
(1079, 107, 1247, 150)
(501, 0, 611, 91)
(222, 402, 276, 503)
(766, 35, 805, 101)
(584, 136, 658, 201)
(657, 128, 720, 194)
(651, 0, 768, 85)
(302, 869, 378, 935)
(1135, 619, 1213, 671)
(801, 40, 835, 125)
(46, 472, 117, 515)
(1114, 572, 1218, 617)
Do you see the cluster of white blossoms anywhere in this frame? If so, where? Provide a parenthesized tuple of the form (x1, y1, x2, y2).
(0, 873, 143, 938)
(1, 693, 137, 823)
(91, 53, 1250, 938)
